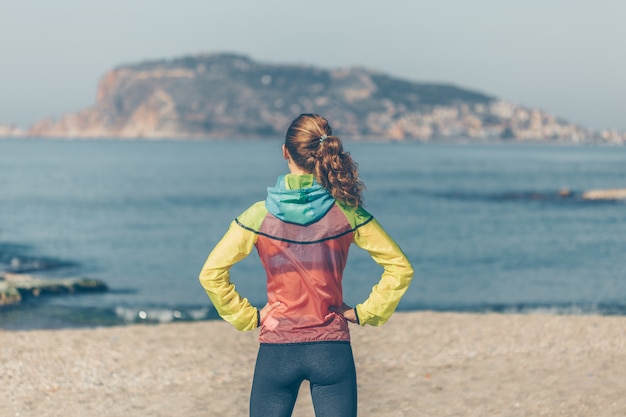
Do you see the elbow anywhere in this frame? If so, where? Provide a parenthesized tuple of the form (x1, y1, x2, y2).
(400, 260, 415, 286)
(198, 268, 222, 291)
(406, 265, 415, 283)
(405, 255, 415, 277)
(198, 271, 210, 288)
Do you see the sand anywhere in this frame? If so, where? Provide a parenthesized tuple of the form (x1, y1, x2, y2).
(2, 311, 625, 417)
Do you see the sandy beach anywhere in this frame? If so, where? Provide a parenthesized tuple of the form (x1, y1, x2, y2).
(2, 311, 625, 417)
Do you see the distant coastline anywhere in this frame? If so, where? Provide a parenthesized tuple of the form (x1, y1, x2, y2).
(1, 52, 625, 144)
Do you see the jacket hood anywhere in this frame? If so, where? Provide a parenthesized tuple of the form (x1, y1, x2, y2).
(265, 174, 335, 225)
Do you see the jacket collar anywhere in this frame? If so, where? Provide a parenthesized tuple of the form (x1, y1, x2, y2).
(265, 174, 335, 225)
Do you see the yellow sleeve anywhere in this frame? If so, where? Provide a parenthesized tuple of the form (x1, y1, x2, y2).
(353, 219, 414, 326)
(198, 220, 259, 331)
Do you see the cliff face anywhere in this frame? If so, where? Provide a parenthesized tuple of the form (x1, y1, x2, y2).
(26, 53, 624, 143)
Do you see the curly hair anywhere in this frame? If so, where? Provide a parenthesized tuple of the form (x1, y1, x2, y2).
(284, 114, 364, 207)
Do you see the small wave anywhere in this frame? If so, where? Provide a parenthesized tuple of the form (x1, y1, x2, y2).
(385, 187, 626, 205)
(434, 189, 583, 203)
(493, 303, 626, 316)
(0, 303, 221, 330)
(0, 243, 78, 274)
(400, 301, 626, 316)
(113, 306, 218, 324)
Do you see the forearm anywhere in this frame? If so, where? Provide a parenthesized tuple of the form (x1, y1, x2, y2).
(198, 221, 259, 331)
(353, 219, 414, 326)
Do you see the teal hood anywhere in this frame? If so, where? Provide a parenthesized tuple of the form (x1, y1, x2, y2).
(265, 174, 335, 225)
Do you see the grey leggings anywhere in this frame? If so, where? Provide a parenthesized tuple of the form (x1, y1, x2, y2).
(250, 342, 357, 417)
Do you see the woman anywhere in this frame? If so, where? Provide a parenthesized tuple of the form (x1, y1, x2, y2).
(199, 113, 414, 417)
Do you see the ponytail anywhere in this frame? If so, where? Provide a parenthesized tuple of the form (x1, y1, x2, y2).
(285, 114, 364, 207)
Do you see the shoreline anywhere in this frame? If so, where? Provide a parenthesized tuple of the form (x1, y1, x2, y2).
(2, 311, 625, 417)
(2, 301, 626, 331)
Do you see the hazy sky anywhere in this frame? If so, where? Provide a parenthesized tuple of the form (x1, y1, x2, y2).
(1, 0, 625, 130)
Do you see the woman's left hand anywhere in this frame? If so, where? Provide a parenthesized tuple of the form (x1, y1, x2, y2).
(330, 303, 358, 323)
(260, 301, 281, 324)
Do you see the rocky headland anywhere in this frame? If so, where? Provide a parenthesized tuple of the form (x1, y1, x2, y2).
(4, 53, 625, 143)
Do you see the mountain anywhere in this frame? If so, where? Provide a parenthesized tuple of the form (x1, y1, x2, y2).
(26, 53, 624, 143)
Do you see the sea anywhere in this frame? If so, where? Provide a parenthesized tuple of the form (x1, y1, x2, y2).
(1, 138, 625, 330)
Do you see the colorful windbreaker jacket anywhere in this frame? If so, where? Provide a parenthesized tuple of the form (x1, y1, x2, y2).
(199, 174, 414, 344)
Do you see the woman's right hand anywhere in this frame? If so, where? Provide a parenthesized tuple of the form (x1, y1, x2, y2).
(330, 303, 358, 324)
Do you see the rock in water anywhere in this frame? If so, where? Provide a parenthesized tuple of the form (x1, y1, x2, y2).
(582, 188, 626, 200)
(0, 274, 108, 306)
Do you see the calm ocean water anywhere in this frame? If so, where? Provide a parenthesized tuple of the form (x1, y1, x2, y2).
(1, 138, 625, 329)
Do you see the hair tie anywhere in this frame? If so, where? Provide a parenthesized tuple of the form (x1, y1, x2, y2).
(319, 134, 328, 143)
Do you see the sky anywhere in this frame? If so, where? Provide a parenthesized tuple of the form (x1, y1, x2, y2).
(1, 0, 625, 131)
